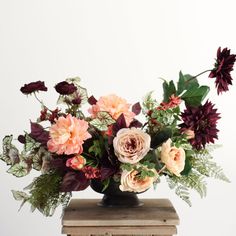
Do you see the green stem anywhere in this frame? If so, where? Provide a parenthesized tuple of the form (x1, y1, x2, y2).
(34, 93, 53, 112)
(185, 69, 212, 84)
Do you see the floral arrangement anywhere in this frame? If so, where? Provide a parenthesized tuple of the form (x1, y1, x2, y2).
(1, 47, 235, 216)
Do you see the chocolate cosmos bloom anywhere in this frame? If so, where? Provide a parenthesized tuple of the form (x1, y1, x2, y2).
(55, 81, 77, 95)
(20, 81, 47, 94)
(72, 96, 82, 105)
(209, 47, 236, 94)
(180, 101, 220, 150)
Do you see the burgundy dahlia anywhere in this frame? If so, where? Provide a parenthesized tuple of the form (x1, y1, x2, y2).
(55, 81, 77, 95)
(209, 47, 236, 94)
(20, 81, 47, 94)
(180, 101, 220, 150)
(82, 166, 101, 179)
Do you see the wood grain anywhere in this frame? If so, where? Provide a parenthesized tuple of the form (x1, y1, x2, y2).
(62, 199, 179, 227)
(61, 199, 179, 236)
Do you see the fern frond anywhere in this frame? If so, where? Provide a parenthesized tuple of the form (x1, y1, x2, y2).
(169, 171, 207, 198)
(167, 177, 192, 206)
(175, 185, 192, 206)
(191, 157, 230, 182)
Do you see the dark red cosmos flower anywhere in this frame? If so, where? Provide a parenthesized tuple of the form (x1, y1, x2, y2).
(209, 47, 236, 94)
(72, 96, 82, 105)
(54, 81, 77, 95)
(20, 81, 47, 94)
(180, 100, 220, 150)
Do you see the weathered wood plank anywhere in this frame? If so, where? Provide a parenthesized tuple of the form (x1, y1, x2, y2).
(62, 199, 179, 227)
(62, 225, 177, 235)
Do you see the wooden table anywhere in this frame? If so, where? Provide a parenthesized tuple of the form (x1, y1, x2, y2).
(62, 199, 180, 236)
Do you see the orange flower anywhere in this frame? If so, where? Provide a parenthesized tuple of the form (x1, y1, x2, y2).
(47, 114, 91, 155)
(88, 94, 135, 126)
(66, 155, 86, 170)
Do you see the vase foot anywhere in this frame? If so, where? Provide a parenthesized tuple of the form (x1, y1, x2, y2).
(97, 194, 144, 207)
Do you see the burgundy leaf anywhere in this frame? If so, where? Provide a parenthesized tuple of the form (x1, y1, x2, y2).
(88, 95, 97, 105)
(30, 122, 50, 147)
(132, 102, 141, 115)
(60, 171, 90, 192)
(112, 114, 127, 135)
(50, 158, 70, 174)
(129, 119, 143, 128)
(100, 167, 117, 181)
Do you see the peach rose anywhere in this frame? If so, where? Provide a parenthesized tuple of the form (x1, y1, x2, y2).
(66, 155, 86, 170)
(119, 169, 157, 193)
(88, 94, 135, 126)
(47, 114, 91, 155)
(161, 139, 185, 176)
(113, 127, 151, 164)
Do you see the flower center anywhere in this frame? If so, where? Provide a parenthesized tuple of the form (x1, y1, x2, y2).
(125, 138, 137, 150)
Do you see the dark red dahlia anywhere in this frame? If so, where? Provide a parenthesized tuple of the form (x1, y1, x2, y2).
(20, 81, 47, 94)
(54, 81, 77, 95)
(180, 101, 220, 150)
(82, 166, 101, 179)
(209, 47, 236, 94)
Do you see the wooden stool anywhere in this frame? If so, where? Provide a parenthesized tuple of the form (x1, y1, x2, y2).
(62, 199, 179, 236)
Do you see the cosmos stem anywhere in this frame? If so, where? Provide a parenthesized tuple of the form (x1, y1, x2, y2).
(185, 69, 212, 84)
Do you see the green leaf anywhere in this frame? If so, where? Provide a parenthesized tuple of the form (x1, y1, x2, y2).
(1, 135, 20, 165)
(142, 161, 155, 169)
(191, 155, 230, 183)
(75, 86, 88, 105)
(96, 112, 115, 126)
(7, 162, 29, 177)
(101, 178, 111, 192)
(66, 76, 81, 86)
(90, 112, 115, 131)
(163, 80, 176, 102)
(32, 153, 42, 171)
(11, 190, 30, 211)
(11, 190, 29, 201)
(142, 91, 158, 112)
(120, 163, 133, 171)
(90, 119, 107, 131)
(181, 156, 192, 176)
(181, 85, 210, 107)
(150, 128, 172, 149)
(146, 170, 156, 177)
(177, 71, 199, 95)
(88, 140, 103, 158)
(24, 134, 41, 152)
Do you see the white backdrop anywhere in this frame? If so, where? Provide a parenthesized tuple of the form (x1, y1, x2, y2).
(0, 1, 236, 236)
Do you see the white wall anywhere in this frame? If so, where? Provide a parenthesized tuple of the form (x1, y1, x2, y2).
(0, 1, 236, 235)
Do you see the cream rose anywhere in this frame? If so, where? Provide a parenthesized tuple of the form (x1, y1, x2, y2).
(161, 138, 185, 176)
(119, 169, 157, 193)
(113, 127, 151, 164)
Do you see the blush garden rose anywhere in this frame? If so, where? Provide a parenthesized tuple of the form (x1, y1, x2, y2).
(161, 139, 186, 176)
(119, 168, 158, 193)
(113, 127, 151, 164)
